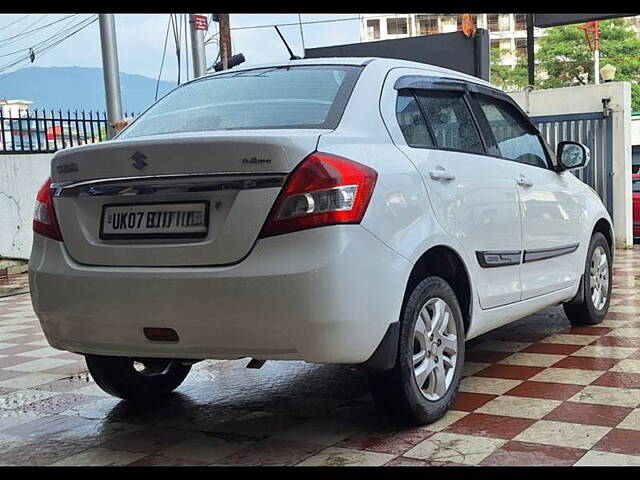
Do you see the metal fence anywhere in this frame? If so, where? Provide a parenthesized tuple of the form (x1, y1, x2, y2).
(532, 111, 614, 217)
(0, 109, 138, 154)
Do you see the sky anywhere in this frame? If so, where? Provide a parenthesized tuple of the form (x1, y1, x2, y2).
(0, 14, 362, 81)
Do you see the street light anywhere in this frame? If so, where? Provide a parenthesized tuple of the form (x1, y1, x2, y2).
(600, 63, 616, 83)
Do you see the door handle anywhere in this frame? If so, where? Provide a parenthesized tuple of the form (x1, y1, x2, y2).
(429, 168, 456, 182)
(516, 175, 533, 187)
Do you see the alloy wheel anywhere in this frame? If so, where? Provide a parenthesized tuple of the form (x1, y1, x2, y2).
(590, 245, 609, 311)
(411, 297, 458, 401)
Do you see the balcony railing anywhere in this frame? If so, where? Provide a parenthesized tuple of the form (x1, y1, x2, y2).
(0, 109, 139, 154)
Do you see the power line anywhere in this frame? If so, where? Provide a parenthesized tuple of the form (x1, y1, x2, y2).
(0, 14, 33, 33)
(0, 14, 77, 47)
(0, 16, 98, 77)
(155, 15, 171, 101)
(0, 14, 82, 59)
(204, 15, 361, 43)
(298, 14, 306, 52)
(170, 14, 182, 85)
(0, 15, 48, 51)
(184, 14, 189, 82)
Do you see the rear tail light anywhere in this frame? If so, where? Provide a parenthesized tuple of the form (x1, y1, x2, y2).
(33, 177, 63, 241)
(259, 152, 377, 238)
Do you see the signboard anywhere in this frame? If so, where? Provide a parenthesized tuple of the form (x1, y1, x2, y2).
(193, 15, 208, 31)
(533, 13, 637, 28)
(305, 29, 490, 81)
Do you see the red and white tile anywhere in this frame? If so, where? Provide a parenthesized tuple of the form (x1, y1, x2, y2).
(0, 246, 639, 465)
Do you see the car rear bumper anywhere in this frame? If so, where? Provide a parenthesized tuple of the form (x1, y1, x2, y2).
(29, 225, 411, 364)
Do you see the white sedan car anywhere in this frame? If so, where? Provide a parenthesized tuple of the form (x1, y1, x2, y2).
(29, 57, 613, 425)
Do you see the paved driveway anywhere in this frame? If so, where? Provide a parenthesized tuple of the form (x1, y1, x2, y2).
(1, 248, 639, 466)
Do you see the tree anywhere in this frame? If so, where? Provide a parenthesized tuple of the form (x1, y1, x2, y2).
(537, 19, 640, 110)
(490, 47, 529, 91)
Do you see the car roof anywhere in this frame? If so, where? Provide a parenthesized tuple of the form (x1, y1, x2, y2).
(200, 56, 496, 91)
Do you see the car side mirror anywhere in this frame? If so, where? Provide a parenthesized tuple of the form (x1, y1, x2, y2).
(557, 141, 590, 171)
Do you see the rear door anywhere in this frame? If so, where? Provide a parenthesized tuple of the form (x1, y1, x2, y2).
(50, 64, 362, 267)
(471, 91, 584, 299)
(381, 69, 523, 309)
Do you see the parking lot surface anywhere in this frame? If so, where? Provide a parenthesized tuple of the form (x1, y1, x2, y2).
(1, 248, 640, 466)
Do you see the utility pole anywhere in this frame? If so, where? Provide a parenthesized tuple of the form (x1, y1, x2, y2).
(98, 14, 123, 139)
(218, 14, 232, 70)
(526, 13, 535, 87)
(189, 14, 207, 78)
(594, 22, 600, 84)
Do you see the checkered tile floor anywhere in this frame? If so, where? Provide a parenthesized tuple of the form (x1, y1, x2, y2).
(1, 248, 640, 466)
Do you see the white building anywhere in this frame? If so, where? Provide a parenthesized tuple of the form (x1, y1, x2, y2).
(360, 14, 640, 67)
(0, 99, 33, 118)
(0, 99, 33, 151)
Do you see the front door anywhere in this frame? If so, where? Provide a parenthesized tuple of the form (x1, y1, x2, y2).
(471, 92, 583, 299)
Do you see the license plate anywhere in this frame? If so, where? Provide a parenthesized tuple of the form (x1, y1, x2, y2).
(100, 201, 209, 240)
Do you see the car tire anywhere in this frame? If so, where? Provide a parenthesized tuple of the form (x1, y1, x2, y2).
(85, 354, 191, 401)
(369, 276, 465, 425)
(563, 232, 612, 325)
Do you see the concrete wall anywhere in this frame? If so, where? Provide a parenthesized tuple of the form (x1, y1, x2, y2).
(511, 82, 633, 249)
(0, 153, 52, 259)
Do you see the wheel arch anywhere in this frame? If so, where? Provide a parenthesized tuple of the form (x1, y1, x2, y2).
(405, 245, 473, 335)
(592, 216, 614, 253)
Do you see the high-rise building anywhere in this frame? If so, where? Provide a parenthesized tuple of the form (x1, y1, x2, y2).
(360, 13, 640, 67)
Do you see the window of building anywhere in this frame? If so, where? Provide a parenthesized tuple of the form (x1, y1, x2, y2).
(474, 94, 548, 168)
(417, 15, 439, 35)
(440, 15, 457, 33)
(415, 90, 484, 154)
(487, 14, 500, 32)
(515, 38, 527, 58)
(386, 17, 408, 35)
(515, 14, 527, 31)
(366, 19, 380, 40)
(396, 90, 434, 148)
(499, 14, 511, 31)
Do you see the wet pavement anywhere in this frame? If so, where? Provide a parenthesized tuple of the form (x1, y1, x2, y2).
(0, 247, 640, 466)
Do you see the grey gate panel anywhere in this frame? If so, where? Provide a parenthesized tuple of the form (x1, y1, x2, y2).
(531, 112, 614, 217)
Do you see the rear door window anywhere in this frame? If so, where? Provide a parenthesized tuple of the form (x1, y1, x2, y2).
(395, 90, 435, 148)
(118, 65, 362, 138)
(414, 90, 485, 154)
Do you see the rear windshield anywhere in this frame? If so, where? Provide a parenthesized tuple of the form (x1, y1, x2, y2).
(118, 65, 362, 138)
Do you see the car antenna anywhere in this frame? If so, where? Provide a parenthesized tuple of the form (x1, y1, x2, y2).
(274, 25, 301, 60)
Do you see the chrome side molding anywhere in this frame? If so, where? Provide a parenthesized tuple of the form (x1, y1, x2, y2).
(51, 172, 288, 198)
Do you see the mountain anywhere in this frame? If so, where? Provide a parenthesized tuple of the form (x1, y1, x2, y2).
(0, 66, 176, 114)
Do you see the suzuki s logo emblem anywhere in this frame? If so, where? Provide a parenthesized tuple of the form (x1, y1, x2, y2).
(131, 151, 148, 171)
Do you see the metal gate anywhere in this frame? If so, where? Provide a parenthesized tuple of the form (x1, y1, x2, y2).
(531, 112, 614, 217)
